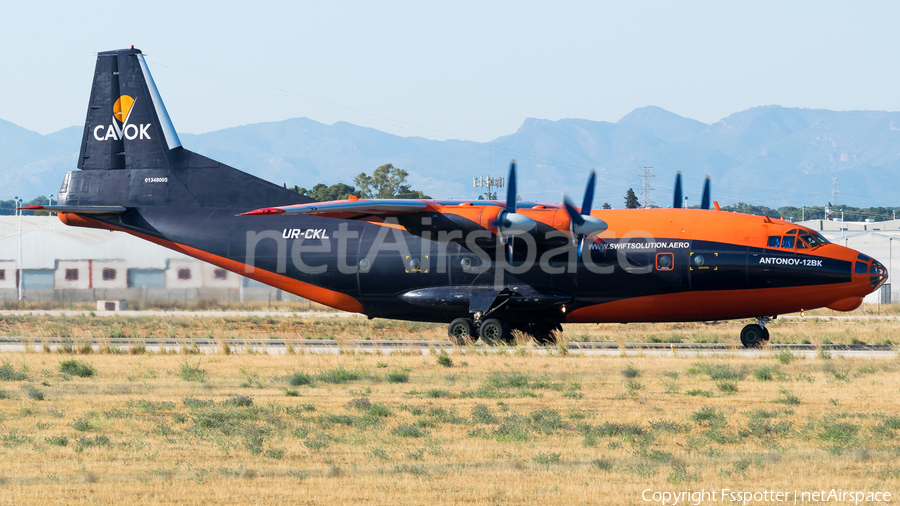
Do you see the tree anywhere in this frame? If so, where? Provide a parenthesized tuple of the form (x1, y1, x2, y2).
(354, 163, 430, 199)
(624, 188, 640, 209)
(601, 202, 612, 209)
(295, 183, 358, 202)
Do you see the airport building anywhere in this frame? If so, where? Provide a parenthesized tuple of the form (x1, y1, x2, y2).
(0, 216, 896, 306)
(0, 216, 290, 304)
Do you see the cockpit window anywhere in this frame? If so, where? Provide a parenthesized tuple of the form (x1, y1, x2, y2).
(858, 253, 872, 262)
(812, 232, 829, 245)
(785, 229, 798, 235)
(780, 236, 795, 249)
(796, 238, 809, 249)
(798, 233, 824, 248)
(767, 236, 781, 248)
(855, 262, 867, 275)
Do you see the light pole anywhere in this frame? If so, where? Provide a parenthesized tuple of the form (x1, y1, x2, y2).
(48, 194, 53, 206)
(16, 196, 23, 301)
(840, 208, 845, 238)
(801, 205, 805, 221)
(683, 196, 689, 208)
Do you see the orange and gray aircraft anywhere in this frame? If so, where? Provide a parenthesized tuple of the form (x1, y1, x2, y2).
(23, 47, 888, 347)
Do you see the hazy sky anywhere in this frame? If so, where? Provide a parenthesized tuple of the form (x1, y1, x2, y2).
(3, 1, 900, 143)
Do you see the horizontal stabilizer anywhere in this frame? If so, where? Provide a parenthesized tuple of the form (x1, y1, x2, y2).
(18, 205, 127, 214)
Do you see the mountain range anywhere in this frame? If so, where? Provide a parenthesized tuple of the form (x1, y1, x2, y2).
(3, 105, 900, 208)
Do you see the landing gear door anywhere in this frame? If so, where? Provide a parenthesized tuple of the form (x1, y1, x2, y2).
(689, 247, 748, 291)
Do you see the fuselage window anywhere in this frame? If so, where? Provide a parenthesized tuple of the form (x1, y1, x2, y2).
(855, 262, 867, 275)
(767, 236, 781, 247)
(780, 236, 795, 249)
(656, 253, 674, 271)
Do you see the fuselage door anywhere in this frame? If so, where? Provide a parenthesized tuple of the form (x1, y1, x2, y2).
(689, 246, 748, 291)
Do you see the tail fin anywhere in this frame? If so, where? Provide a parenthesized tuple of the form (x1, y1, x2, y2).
(66, 47, 310, 209)
(79, 47, 181, 170)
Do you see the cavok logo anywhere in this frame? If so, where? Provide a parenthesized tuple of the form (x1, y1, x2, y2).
(92, 95, 152, 141)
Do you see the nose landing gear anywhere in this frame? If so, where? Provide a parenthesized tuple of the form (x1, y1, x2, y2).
(740, 317, 772, 348)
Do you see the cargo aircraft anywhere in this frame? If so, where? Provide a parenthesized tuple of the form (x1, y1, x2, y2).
(22, 47, 888, 347)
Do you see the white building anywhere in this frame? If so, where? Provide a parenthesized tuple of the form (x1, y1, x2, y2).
(0, 216, 286, 303)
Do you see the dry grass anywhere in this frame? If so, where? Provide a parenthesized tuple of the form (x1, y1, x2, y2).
(0, 346, 898, 504)
(1, 303, 899, 345)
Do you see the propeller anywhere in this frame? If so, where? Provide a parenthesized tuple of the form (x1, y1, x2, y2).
(672, 172, 712, 210)
(491, 161, 536, 263)
(700, 176, 711, 210)
(673, 172, 683, 208)
(562, 170, 608, 261)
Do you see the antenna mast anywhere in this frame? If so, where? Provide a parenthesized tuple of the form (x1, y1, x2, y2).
(639, 167, 654, 208)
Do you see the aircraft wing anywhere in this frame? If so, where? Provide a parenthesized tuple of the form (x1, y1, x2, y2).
(18, 205, 128, 214)
(237, 199, 429, 218)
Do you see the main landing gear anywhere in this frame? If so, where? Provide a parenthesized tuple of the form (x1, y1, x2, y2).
(446, 318, 562, 346)
(740, 317, 772, 348)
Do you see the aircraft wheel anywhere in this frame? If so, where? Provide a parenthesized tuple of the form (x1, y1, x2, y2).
(740, 324, 766, 348)
(761, 327, 770, 343)
(479, 318, 510, 345)
(448, 318, 477, 345)
(532, 324, 561, 345)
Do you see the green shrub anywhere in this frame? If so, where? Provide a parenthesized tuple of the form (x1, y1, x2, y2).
(77, 435, 110, 448)
(716, 381, 738, 394)
(392, 424, 426, 438)
(288, 372, 312, 386)
(437, 355, 453, 368)
(532, 452, 561, 464)
(774, 350, 795, 364)
(178, 359, 206, 382)
(690, 407, 726, 427)
(387, 369, 410, 383)
(368, 403, 392, 418)
(694, 363, 746, 381)
(622, 364, 641, 379)
(223, 395, 253, 407)
(318, 367, 361, 384)
(59, 360, 95, 378)
(45, 436, 68, 447)
(265, 448, 285, 459)
(753, 365, 778, 381)
(819, 422, 860, 445)
(592, 458, 613, 471)
(71, 416, 100, 432)
(471, 404, 498, 424)
(27, 388, 44, 401)
(0, 361, 27, 381)
(773, 388, 801, 405)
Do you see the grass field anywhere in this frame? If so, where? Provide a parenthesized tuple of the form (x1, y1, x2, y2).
(0, 343, 899, 504)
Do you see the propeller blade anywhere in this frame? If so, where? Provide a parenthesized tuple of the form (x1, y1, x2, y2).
(506, 160, 517, 213)
(508, 236, 514, 264)
(700, 176, 711, 210)
(581, 170, 596, 216)
(562, 196, 586, 226)
(673, 172, 683, 208)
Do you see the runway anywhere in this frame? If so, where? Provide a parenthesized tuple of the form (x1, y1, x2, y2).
(0, 337, 895, 359)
